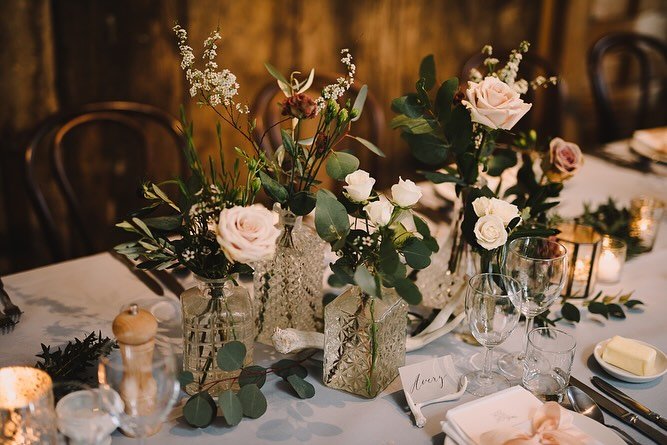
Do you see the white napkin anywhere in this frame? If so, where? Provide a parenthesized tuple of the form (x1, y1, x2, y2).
(441, 386, 599, 445)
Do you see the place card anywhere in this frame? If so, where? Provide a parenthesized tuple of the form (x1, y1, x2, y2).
(399, 355, 460, 405)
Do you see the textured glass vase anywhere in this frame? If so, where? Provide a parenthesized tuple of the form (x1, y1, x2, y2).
(253, 207, 325, 344)
(323, 286, 407, 398)
(181, 275, 255, 396)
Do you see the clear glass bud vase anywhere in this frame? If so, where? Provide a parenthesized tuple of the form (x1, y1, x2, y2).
(323, 286, 408, 398)
(253, 206, 325, 344)
(181, 275, 255, 396)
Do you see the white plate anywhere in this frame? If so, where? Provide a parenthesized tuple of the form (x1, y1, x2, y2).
(443, 411, 624, 445)
(593, 338, 667, 383)
(630, 139, 667, 164)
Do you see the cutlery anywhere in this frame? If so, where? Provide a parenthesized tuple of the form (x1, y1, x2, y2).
(592, 376, 667, 430)
(567, 386, 640, 445)
(570, 376, 667, 444)
(109, 250, 164, 296)
(150, 269, 185, 296)
(0, 276, 22, 322)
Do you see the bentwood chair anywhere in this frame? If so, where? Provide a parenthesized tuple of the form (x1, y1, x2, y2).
(24, 101, 186, 262)
(461, 50, 564, 138)
(588, 32, 667, 143)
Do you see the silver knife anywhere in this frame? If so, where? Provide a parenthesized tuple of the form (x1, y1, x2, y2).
(592, 376, 667, 430)
(570, 376, 667, 444)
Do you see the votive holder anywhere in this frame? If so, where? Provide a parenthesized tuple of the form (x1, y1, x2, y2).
(629, 197, 664, 253)
(597, 236, 627, 284)
(0, 366, 58, 444)
(557, 222, 601, 298)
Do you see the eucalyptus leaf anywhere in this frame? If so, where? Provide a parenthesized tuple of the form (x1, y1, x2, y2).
(288, 191, 316, 216)
(218, 390, 243, 426)
(391, 94, 424, 118)
(326, 152, 360, 180)
(272, 359, 308, 379)
(351, 85, 368, 121)
(390, 115, 434, 135)
(216, 341, 246, 372)
(315, 190, 350, 243)
(286, 374, 316, 399)
(394, 278, 422, 305)
(445, 106, 472, 154)
(588, 302, 608, 319)
(378, 236, 400, 276)
(435, 78, 459, 123)
(402, 238, 431, 269)
(259, 171, 288, 204)
(183, 392, 217, 428)
(238, 365, 267, 388)
(348, 135, 386, 157)
(354, 264, 378, 297)
(238, 384, 267, 419)
(487, 148, 518, 177)
(419, 54, 436, 90)
(561, 302, 580, 323)
(281, 129, 297, 157)
(401, 133, 448, 165)
(607, 303, 626, 319)
(624, 299, 644, 308)
(421, 171, 464, 185)
(178, 371, 194, 388)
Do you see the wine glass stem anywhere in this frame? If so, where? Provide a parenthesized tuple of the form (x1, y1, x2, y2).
(521, 316, 535, 359)
(482, 346, 494, 377)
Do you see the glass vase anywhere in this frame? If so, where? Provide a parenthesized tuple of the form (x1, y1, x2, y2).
(181, 275, 255, 396)
(323, 286, 408, 398)
(253, 206, 325, 344)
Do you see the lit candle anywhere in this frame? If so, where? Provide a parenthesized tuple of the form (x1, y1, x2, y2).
(573, 258, 590, 282)
(597, 235, 627, 284)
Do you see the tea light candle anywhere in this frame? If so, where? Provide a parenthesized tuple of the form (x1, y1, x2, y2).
(597, 236, 627, 284)
(557, 222, 601, 298)
(629, 197, 664, 253)
(0, 366, 57, 444)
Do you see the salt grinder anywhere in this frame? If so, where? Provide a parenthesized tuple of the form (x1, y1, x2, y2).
(112, 304, 158, 422)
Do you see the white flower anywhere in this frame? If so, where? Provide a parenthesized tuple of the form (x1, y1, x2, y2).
(472, 196, 520, 226)
(461, 76, 532, 130)
(474, 214, 508, 250)
(215, 205, 280, 264)
(393, 209, 417, 233)
(343, 170, 375, 203)
(364, 199, 394, 227)
(391, 177, 422, 207)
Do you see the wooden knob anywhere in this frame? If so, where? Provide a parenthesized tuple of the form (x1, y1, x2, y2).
(112, 304, 158, 345)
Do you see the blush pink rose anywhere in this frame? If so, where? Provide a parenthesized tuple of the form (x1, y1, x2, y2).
(215, 205, 280, 264)
(461, 76, 532, 130)
(545, 137, 583, 182)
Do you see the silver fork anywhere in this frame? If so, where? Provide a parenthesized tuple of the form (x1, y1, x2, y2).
(0, 277, 21, 322)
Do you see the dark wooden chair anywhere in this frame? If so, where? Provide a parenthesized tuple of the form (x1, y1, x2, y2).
(588, 32, 667, 143)
(461, 50, 564, 138)
(24, 101, 186, 262)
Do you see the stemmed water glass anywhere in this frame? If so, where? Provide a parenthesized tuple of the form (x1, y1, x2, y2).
(463, 273, 521, 397)
(498, 237, 568, 380)
(98, 339, 180, 444)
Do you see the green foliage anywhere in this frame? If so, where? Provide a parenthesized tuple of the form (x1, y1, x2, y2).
(401, 238, 432, 269)
(286, 374, 316, 399)
(315, 190, 351, 243)
(401, 133, 448, 165)
(326, 152, 360, 180)
(354, 264, 378, 297)
(184, 392, 217, 428)
(577, 198, 643, 258)
(216, 341, 247, 371)
(238, 366, 267, 388)
(218, 390, 243, 426)
(260, 171, 288, 204)
(419, 54, 436, 90)
(238, 384, 267, 418)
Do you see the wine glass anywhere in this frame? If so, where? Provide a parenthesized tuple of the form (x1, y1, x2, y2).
(498, 237, 568, 380)
(98, 339, 179, 444)
(463, 273, 521, 396)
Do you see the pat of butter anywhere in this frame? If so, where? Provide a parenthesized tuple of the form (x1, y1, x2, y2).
(602, 336, 657, 376)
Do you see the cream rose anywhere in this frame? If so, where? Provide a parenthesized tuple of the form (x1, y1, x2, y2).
(545, 137, 583, 182)
(472, 197, 520, 225)
(364, 199, 394, 227)
(391, 177, 422, 207)
(215, 205, 280, 264)
(344, 170, 375, 203)
(474, 214, 508, 250)
(461, 76, 532, 130)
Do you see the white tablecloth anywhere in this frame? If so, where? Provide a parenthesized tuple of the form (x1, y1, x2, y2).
(2, 156, 666, 444)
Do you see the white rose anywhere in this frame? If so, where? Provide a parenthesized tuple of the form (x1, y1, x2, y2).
(393, 209, 417, 233)
(472, 196, 493, 218)
(391, 177, 423, 207)
(489, 198, 520, 225)
(461, 76, 532, 130)
(344, 170, 375, 203)
(474, 214, 508, 250)
(215, 205, 281, 264)
(364, 199, 394, 227)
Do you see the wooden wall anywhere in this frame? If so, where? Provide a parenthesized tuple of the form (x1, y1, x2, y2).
(1, 0, 664, 273)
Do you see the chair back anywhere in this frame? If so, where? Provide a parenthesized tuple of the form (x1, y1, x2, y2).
(462, 50, 564, 138)
(588, 32, 667, 143)
(24, 101, 186, 262)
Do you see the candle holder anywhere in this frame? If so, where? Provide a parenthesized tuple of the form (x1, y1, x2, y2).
(629, 197, 664, 253)
(597, 236, 627, 284)
(557, 223, 601, 298)
(0, 366, 58, 444)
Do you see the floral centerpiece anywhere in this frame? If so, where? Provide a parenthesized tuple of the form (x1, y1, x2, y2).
(173, 25, 383, 342)
(314, 170, 437, 397)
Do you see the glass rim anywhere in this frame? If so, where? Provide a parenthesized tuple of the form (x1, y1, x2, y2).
(467, 272, 522, 298)
(99, 337, 176, 371)
(507, 236, 568, 261)
(527, 327, 576, 352)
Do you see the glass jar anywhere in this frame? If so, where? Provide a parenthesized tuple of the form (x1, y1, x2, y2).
(323, 286, 407, 398)
(253, 206, 325, 344)
(181, 275, 254, 396)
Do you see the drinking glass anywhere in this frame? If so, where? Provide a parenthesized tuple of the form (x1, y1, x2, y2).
(522, 327, 576, 402)
(463, 273, 521, 397)
(498, 237, 568, 380)
(98, 339, 179, 444)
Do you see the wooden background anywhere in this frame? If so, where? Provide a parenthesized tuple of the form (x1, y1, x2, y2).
(1, 0, 665, 273)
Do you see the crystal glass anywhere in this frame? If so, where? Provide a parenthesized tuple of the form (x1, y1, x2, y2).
(181, 275, 255, 395)
(54, 382, 118, 445)
(253, 206, 325, 344)
(629, 196, 664, 253)
(498, 237, 568, 380)
(463, 273, 521, 397)
(523, 327, 576, 402)
(98, 340, 179, 444)
(323, 286, 407, 398)
(557, 223, 601, 298)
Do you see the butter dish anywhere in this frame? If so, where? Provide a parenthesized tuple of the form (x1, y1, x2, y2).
(594, 337, 667, 383)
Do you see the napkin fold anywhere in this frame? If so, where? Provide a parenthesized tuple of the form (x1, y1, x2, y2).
(441, 386, 597, 445)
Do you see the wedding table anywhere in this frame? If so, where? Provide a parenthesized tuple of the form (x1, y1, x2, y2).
(2, 154, 666, 444)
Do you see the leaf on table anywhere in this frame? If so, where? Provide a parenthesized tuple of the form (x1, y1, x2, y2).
(218, 390, 243, 426)
(238, 384, 268, 419)
(624, 299, 644, 309)
(286, 374, 316, 399)
(272, 359, 308, 379)
(178, 371, 194, 388)
(560, 302, 580, 323)
(216, 341, 247, 371)
(239, 365, 267, 388)
(183, 392, 217, 428)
